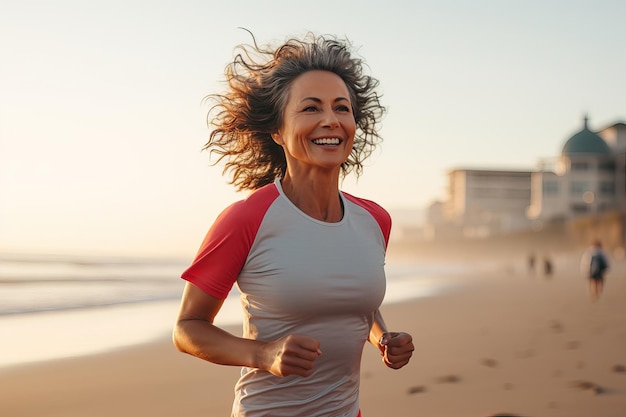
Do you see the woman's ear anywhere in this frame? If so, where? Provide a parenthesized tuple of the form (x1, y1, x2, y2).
(271, 132, 283, 145)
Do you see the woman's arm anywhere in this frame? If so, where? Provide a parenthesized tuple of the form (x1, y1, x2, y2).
(368, 309, 388, 348)
(173, 282, 321, 377)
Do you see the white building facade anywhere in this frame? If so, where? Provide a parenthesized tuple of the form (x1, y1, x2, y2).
(442, 168, 532, 237)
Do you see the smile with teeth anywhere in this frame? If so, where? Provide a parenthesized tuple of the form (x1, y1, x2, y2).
(312, 137, 341, 145)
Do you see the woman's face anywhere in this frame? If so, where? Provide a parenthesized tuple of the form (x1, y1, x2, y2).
(273, 70, 356, 176)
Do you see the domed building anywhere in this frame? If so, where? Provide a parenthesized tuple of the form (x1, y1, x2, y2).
(527, 116, 626, 221)
(426, 115, 625, 241)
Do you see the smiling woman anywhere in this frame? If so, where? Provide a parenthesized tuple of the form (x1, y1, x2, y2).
(173, 32, 414, 417)
(201, 31, 385, 192)
(272, 70, 357, 221)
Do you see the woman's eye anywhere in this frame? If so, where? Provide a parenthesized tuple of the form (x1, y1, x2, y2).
(302, 106, 318, 112)
(336, 105, 351, 112)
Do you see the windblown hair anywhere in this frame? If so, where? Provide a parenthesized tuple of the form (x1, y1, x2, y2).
(203, 31, 385, 191)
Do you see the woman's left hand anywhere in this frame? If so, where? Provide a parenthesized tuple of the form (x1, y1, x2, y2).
(379, 332, 414, 369)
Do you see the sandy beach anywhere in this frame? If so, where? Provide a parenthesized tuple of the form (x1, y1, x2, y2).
(1, 246, 625, 417)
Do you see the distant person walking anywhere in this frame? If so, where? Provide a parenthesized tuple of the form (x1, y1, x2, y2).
(543, 255, 553, 278)
(527, 252, 536, 275)
(580, 240, 609, 300)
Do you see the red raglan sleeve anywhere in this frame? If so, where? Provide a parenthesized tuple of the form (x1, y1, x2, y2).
(181, 185, 279, 299)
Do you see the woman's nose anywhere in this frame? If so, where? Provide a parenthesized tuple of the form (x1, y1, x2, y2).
(321, 110, 340, 128)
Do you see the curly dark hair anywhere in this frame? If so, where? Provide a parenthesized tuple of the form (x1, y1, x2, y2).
(203, 31, 386, 191)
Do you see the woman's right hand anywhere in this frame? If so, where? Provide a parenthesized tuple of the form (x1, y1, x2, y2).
(260, 334, 322, 377)
(175, 284, 321, 377)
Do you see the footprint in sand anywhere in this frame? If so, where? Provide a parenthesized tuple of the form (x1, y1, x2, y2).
(570, 380, 605, 395)
(481, 358, 499, 368)
(550, 320, 564, 333)
(434, 374, 461, 384)
(406, 385, 426, 395)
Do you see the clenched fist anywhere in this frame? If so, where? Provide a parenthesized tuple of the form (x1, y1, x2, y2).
(259, 334, 322, 377)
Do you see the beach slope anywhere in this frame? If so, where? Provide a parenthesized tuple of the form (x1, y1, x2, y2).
(1, 256, 625, 417)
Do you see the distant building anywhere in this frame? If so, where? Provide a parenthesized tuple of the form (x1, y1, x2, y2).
(441, 168, 532, 237)
(427, 115, 626, 240)
(527, 117, 626, 221)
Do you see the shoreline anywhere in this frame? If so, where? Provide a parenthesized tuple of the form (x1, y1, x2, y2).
(0, 259, 473, 370)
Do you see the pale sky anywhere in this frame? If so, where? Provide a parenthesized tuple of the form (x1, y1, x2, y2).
(1, 0, 625, 258)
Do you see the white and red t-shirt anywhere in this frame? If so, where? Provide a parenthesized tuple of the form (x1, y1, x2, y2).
(182, 179, 391, 417)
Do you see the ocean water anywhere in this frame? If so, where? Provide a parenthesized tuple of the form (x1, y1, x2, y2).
(0, 253, 467, 368)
